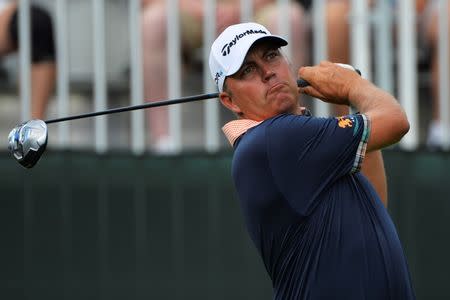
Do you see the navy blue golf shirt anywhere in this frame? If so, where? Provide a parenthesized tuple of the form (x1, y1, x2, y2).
(228, 113, 415, 299)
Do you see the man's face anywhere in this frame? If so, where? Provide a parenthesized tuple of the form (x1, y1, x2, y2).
(219, 40, 300, 121)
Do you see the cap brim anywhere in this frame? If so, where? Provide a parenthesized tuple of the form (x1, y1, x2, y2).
(226, 35, 288, 78)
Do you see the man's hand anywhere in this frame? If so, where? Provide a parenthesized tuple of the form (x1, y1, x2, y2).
(298, 61, 364, 106)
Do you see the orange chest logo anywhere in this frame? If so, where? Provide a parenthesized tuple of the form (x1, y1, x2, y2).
(337, 117, 353, 128)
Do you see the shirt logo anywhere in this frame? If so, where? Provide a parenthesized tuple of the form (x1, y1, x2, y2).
(221, 29, 267, 56)
(337, 116, 353, 128)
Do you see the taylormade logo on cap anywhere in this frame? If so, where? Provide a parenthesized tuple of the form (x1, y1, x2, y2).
(221, 29, 267, 56)
(209, 22, 288, 92)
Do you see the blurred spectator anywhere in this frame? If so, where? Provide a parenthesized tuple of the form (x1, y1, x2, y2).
(420, 0, 449, 149)
(0, 1, 56, 120)
(141, 0, 310, 153)
(324, 0, 353, 116)
(324, 0, 450, 148)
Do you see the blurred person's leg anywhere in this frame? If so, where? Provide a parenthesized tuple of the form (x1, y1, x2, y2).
(0, 3, 56, 120)
(27, 5, 56, 120)
(423, 0, 448, 148)
(326, 0, 350, 116)
(141, 0, 204, 153)
(326, 0, 350, 66)
(142, 0, 242, 153)
(254, 1, 309, 70)
(30, 62, 55, 119)
(141, 1, 172, 152)
(0, 3, 16, 56)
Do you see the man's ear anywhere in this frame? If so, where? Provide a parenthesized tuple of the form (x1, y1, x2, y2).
(219, 92, 242, 115)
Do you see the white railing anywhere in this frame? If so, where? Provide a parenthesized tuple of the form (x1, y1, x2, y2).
(203, 0, 219, 152)
(397, 0, 419, 150)
(92, 0, 108, 153)
(18, 0, 31, 122)
(55, 0, 69, 147)
(167, 0, 183, 153)
(438, 0, 450, 150)
(350, 0, 372, 81)
(129, 0, 145, 154)
(13, 0, 450, 152)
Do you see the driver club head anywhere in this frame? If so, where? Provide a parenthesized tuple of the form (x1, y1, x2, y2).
(8, 119, 48, 169)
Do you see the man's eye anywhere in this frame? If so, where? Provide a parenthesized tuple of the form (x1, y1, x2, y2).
(242, 65, 254, 75)
(268, 52, 277, 59)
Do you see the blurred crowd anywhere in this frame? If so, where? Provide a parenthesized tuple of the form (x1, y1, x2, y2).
(0, 0, 55, 121)
(0, 0, 448, 151)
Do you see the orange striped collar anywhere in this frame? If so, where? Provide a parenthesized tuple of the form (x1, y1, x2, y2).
(222, 108, 311, 146)
(222, 119, 262, 146)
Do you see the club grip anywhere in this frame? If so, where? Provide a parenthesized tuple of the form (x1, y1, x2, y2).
(297, 78, 309, 88)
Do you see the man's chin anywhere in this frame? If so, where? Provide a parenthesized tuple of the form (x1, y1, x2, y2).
(275, 100, 298, 115)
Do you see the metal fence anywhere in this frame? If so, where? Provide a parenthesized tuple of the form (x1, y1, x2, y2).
(11, 0, 450, 152)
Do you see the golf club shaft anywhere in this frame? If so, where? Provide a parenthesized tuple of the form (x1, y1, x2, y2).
(44, 73, 357, 125)
(45, 92, 220, 124)
(45, 80, 310, 124)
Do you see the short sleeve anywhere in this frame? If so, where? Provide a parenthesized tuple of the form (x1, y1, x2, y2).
(266, 113, 370, 216)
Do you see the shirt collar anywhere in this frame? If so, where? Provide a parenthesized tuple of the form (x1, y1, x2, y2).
(221, 108, 311, 147)
(222, 119, 262, 146)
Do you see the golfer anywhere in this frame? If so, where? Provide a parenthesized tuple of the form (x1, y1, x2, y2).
(209, 22, 415, 299)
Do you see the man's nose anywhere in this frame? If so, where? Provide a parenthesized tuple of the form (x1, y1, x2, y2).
(261, 65, 275, 82)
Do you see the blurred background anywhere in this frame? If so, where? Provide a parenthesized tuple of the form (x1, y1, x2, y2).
(0, 0, 449, 299)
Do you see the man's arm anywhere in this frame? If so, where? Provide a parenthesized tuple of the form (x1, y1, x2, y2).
(299, 61, 406, 206)
(298, 61, 410, 152)
(361, 150, 388, 207)
(331, 101, 388, 207)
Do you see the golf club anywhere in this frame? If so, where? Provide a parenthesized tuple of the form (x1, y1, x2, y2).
(7, 64, 361, 169)
(8, 92, 220, 169)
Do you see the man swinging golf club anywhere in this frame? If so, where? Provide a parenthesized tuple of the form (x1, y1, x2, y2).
(209, 22, 414, 299)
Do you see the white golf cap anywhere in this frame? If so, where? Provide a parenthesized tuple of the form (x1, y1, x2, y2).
(209, 22, 288, 92)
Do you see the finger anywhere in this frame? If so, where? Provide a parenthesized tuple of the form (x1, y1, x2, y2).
(299, 86, 324, 99)
(298, 65, 315, 83)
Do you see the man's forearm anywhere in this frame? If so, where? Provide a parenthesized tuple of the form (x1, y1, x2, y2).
(348, 79, 410, 152)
